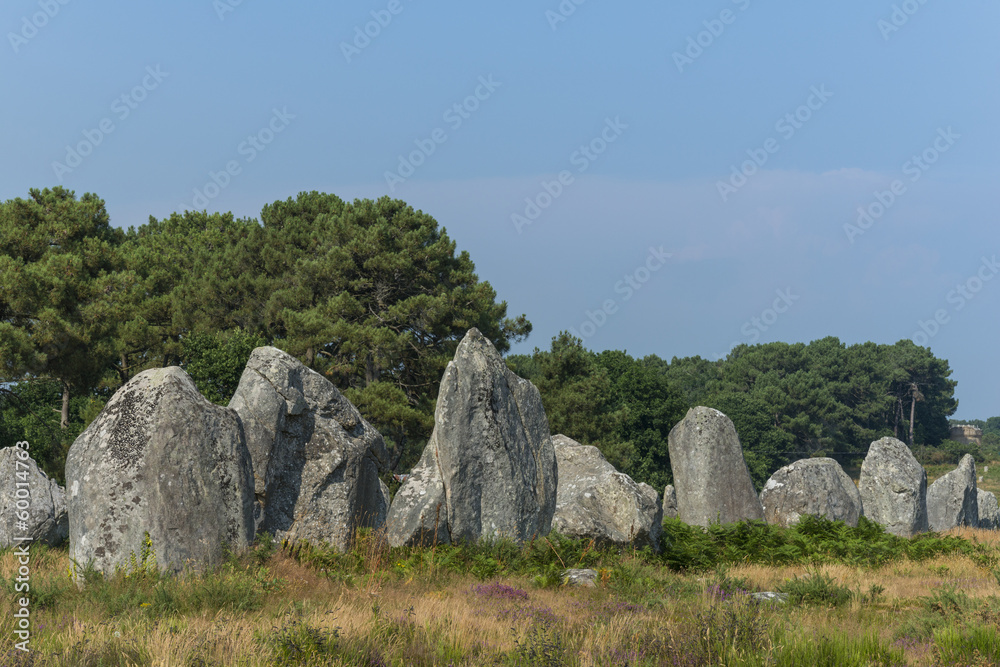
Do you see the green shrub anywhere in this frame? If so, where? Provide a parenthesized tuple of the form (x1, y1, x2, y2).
(659, 514, 996, 571)
(917, 440, 987, 465)
(778, 570, 852, 607)
(262, 617, 341, 666)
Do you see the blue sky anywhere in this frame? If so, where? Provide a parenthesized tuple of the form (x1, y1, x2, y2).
(3, 0, 998, 419)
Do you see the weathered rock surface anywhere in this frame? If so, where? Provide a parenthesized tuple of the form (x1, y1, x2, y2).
(0, 447, 68, 547)
(662, 484, 678, 520)
(926, 454, 978, 532)
(667, 407, 764, 526)
(229, 346, 390, 551)
(66, 367, 255, 576)
(562, 568, 599, 587)
(858, 437, 928, 537)
(386, 328, 557, 547)
(759, 458, 862, 527)
(979, 489, 1000, 530)
(550, 434, 662, 551)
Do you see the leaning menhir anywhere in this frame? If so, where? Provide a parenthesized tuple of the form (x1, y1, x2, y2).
(229, 346, 391, 552)
(386, 328, 557, 547)
(858, 437, 928, 538)
(66, 367, 255, 577)
(759, 457, 863, 528)
(0, 446, 68, 547)
(979, 489, 1000, 530)
(550, 434, 662, 551)
(926, 454, 978, 532)
(667, 406, 764, 527)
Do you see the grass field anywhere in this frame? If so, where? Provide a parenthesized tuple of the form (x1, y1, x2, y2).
(5, 521, 1000, 666)
(4, 456, 1000, 666)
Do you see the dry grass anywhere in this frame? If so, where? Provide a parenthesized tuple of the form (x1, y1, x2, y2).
(5, 526, 1000, 666)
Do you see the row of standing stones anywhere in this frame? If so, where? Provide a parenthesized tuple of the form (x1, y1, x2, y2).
(0, 328, 994, 578)
(662, 421, 995, 537)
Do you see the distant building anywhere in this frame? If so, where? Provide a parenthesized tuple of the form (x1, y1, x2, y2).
(950, 425, 983, 446)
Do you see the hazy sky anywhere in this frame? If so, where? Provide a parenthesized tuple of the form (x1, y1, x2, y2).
(3, 1, 997, 419)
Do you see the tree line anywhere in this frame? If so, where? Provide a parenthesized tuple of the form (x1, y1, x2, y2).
(0, 187, 529, 480)
(509, 325, 962, 489)
(0, 186, 971, 490)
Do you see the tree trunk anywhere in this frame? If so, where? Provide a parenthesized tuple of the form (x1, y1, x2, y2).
(894, 397, 903, 439)
(390, 431, 406, 472)
(365, 354, 379, 387)
(909, 385, 918, 446)
(305, 345, 315, 368)
(119, 352, 129, 385)
(60, 382, 70, 430)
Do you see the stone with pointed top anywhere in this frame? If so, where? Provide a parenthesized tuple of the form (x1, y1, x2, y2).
(926, 454, 978, 532)
(386, 328, 556, 547)
(229, 346, 390, 551)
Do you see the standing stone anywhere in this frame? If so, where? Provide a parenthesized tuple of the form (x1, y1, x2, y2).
(387, 328, 557, 547)
(978, 489, 1000, 530)
(667, 407, 764, 527)
(858, 437, 928, 537)
(662, 484, 678, 520)
(550, 435, 662, 551)
(0, 447, 68, 547)
(229, 346, 390, 551)
(926, 454, 978, 532)
(759, 458, 862, 528)
(66, 367, 255, 577)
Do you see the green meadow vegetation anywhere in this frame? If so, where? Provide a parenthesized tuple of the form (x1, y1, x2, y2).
(7, 515, 1000, 665)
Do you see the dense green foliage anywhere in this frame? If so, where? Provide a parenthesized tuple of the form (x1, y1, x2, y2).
(662, 338, 960, 484)
(512, 334, 962, 490)
(507, 333, 688, 489)
(0, 187, 124, 433)
(1, 189, 529, 478)
(659, 515, 996, 571)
